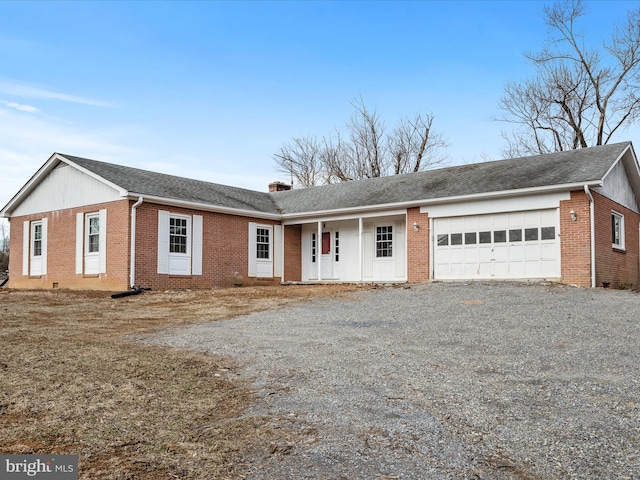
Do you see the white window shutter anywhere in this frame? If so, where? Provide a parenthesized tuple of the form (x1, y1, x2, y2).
(40, 218, 48, 275)
(273, 225, 282, 278)
(98, 209, 107, 274)
(192, 215, 203, 276)
(248, 222, 257, 277)
(157, 210, 169, 274)
(22, 220, 29, 276)
(76, 213, 84, 274)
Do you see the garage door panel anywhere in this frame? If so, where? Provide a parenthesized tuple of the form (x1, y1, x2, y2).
(524, 243, 541, 260)
(509, 244, 525, 261)
(434, 209, 559, 280)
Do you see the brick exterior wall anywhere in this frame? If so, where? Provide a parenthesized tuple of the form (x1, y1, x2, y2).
(559, 189, 640, 289)
(133, 203, 282, 290)
(283, 224, 302, 282)
(592, 191, 640, 289)
(8, 200, 131, 290)
(8, 189, 639, 291)
(559, 190, 593, 287)
(406, 207, 430, 283)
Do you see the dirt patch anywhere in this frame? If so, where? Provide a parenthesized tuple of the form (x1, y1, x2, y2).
(0, 284, 363, 479)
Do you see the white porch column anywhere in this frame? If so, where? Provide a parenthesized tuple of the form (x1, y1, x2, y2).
(317, 221, 322, 281)
(358, 217, 363, 281)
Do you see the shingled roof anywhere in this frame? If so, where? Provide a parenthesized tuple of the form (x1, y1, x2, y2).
(2, 142, 632, 219)
(272, 142, 632, 214)
(62, 154, 280, 214)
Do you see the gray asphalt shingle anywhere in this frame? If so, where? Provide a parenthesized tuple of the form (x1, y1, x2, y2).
(60, 142, 631, 216)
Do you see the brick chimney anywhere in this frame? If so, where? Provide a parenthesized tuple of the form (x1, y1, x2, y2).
(268, 181, 293, 192)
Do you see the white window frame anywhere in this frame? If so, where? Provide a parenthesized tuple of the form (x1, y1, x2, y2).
(169, 215, 190, 256)
(85, 213, 100, 256)
(23, 218, 47, 276)
(256, 226, 271, 260)
(612, 210, 625, 250)
(157, 211, 202, 276)
(31, 221, 43, 259)
(76, 210, 107, 275)
(248, 222, 274, 278)
(375, 225, 394, 259)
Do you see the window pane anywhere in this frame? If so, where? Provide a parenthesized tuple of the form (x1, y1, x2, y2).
(525, 228, 538, 241)
(257, 228, 270, 259)
(509, 229, 522, 242)
(88, 235, 100, 253)
(450, 233, 462, 245)
(322, 232, 330, 255)
(479, 231, 491, 243)
(541, 227, 555, 240)
(612, 213, 623, 247)
(494, 230, 506, 243)
(311, 233, 316, 262)
(33, 223, 42, 257)
(376, 226, 393, 257)
(88, 216, 100, 253)
(169, 217, 188, 253)
(437, 234, 448, 246)
(465, 232, 477, 245)
(89, 217, 100, 235)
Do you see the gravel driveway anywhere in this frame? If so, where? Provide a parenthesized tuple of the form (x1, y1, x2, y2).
(141, 282, 640, 480)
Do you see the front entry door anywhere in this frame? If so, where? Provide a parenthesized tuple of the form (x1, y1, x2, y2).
(321, 230, 339, 279)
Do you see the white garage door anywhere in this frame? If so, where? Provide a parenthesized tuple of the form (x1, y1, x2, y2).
(434, 209, 560, 280)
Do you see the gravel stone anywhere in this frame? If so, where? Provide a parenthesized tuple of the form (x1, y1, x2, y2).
(140, 282, 640, 479)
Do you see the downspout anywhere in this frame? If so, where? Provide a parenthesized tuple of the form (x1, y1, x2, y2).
(584, 185, 595, 288)
(130, 197, 144, 288)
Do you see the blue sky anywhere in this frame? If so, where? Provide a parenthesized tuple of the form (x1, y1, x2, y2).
(1, 0, 638, 226)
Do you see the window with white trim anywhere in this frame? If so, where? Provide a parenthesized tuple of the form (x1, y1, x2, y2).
(86, 214, 100, 254)
(32, 222, 43, 257)
(169, 216, 188, 254)
(256, 227, 270, 259)
(157, 211, 202, 276)
(24, 218, 47, 276)
(612, 211, 625, 249)
(77, 210, 107, 275)
(248, 223, 274, 278)
(376, 225, 393, 258)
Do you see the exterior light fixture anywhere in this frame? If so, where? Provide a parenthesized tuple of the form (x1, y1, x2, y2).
(413, 221, 419, 232)
(570, 210, 577, 221)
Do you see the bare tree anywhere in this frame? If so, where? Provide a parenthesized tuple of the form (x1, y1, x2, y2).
(498, 0, 640, 156)
(345, 97, 386, 179)
(273, 136, 324, 188)
(389, 113, 447, 174)
(273, 99, 448, 187)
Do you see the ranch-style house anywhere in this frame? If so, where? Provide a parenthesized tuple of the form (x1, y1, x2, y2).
(1, 142, 639, 291)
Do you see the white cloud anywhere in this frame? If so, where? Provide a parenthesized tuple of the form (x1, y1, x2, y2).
(0, 106, 143, 211)
(6, 102, 39, 113)
(0, 79, 113, 108)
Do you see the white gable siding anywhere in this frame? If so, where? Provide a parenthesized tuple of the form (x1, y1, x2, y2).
(12, 163, 122, 216)
(594, 160, 640, 213)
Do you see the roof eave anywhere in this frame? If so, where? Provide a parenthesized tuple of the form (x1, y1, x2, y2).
(126, 193, 282, 220)
(280, 181, 603, 221)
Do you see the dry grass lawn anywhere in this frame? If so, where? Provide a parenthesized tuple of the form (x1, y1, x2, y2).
(0, 284, 362, 479)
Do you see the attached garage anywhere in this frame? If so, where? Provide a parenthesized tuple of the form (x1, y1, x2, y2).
(433, 209, 560, 280)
